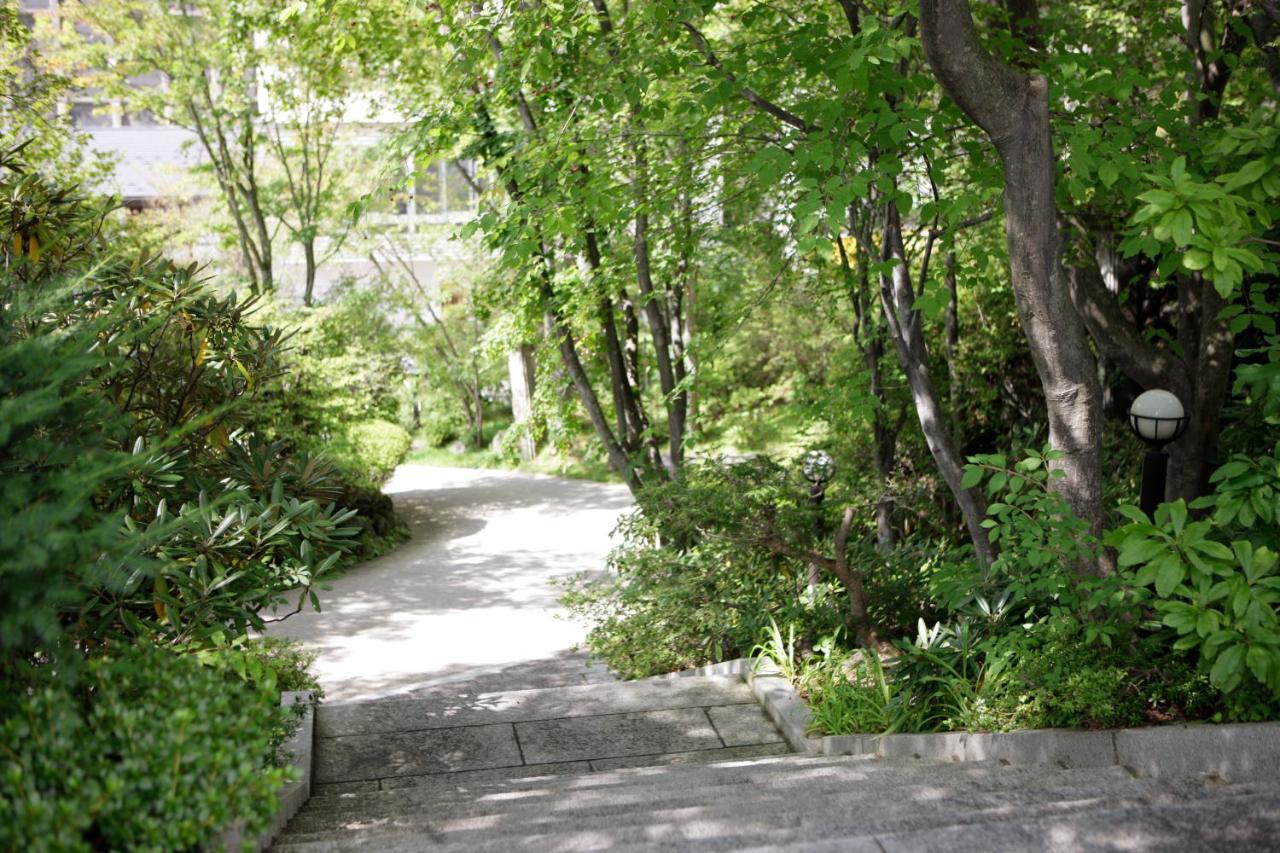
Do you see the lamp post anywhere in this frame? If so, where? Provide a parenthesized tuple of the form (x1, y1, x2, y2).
(1128, 389, 1189, 517)
(802, 449, 837, 506)
(801, 450, 836, 591)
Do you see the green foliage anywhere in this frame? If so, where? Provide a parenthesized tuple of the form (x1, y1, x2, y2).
(256, 288, 409, 489)
(419, 388, 470, 448)
(0, 645, 291, 852)
(0, 145, 375, 660)
(1108, 450, 1280, 697)
(329, 419, 413, 491)
(802, 648, 926, 737)
(561, 536, 836, 680)
(0, 285, 135, 661)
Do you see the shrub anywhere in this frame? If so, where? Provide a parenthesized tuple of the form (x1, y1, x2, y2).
(330, 419, 413, 489)
(419, 387, 469, 448)
(0, 646, 291, 852)
(0, 285, 136, 662)
(561, 538, 834, 679)
(2, 148, 364, 656)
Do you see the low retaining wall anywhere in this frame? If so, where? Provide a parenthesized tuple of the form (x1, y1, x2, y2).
(673, 658, 1280, 783)
(215, 690, 315, 851)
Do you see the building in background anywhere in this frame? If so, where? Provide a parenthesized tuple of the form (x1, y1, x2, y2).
(16, 0, 480, 305)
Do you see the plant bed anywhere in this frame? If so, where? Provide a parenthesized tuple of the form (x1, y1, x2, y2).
(672, 657, 1280, 783)
(215, 691, 316, 852)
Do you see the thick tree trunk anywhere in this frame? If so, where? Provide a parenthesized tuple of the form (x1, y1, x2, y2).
(920, 0, 1106, 560)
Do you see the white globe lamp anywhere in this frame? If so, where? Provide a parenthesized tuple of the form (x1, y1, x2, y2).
(1128, 389, 1188, 516)
(1128, 389, 1188, 446)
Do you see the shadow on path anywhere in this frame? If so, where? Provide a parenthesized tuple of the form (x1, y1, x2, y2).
(264, 465, 632, 701)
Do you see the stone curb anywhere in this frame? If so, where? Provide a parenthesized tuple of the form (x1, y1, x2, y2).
(215, 691, 315, 851)
(667, 658, 822, 755)
(673, 658, 1280, 782)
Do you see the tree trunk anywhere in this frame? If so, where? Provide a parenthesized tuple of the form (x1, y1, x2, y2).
(878, 205, 995, 567)
(507, 345, 537, 461)
(632, 133, 686, 471)
(920, 0, 1106, 560)
(303, 239, 317, 306)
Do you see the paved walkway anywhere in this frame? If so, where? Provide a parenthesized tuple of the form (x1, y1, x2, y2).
(264, 465, 632, 702)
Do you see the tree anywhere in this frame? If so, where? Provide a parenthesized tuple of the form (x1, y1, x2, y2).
(919, 0, 1106, 554)
(60, 0, 277, 290)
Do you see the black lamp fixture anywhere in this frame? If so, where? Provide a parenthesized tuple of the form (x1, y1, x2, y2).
(1128, 389, 1189, 517)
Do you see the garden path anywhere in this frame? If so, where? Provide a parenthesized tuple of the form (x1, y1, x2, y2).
(264, 465, 632, 702)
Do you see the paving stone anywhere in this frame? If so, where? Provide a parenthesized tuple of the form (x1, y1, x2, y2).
(314, 723, 522, 783)
(515, 708, 724, 765)
(706, 704, 785, 747)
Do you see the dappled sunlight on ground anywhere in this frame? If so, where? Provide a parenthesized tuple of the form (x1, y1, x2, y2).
(263, 465, 631, 701)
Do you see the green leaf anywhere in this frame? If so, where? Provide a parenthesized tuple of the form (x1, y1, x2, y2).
(1118, 536, 1168, 567)
(1154, 554, 1186, 597)
(1246, 644, 1272, 683)
(1209, 642, 1245, 691)
(961, 466, 983, 490)
(1183, 249, 1211, 271)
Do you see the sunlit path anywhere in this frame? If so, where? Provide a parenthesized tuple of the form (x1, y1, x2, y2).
(264, 465, 632, 702)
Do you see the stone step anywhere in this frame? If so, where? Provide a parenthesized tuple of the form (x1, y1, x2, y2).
(276, 758, 1172, 845)
(295, 755, 1135, 827)
(738, 788, 1280, 853)
(312, 676, 783, 787)
(273, 772, 1272, 850)
(316, 675, 755, 738)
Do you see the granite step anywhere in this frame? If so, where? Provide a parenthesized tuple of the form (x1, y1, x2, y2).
(311, 675, 782, 787)
(291, 756, 1137, 829)
(275, 758, 1187, 846)
(274, 763, 1276, 850)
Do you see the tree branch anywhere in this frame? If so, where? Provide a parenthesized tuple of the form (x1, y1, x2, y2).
(682, 22, 816, 133)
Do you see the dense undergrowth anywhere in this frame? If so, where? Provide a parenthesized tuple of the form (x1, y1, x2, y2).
(563, 430, 1280, 733)
(0, 147, 404, 846)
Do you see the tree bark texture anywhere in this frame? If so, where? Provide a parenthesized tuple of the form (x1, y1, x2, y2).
(920, 0, 1106, 556)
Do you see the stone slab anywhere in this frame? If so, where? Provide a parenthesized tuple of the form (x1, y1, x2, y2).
(515, 708, 724, 765)
(377, 760, 594, 791)
(311, 780, 379, 797)
(314, 723, 522, 783)
(877, 732, 967, 763)
(821, 734, 876, 756)
(589, 742, 791, 771)
(966, 728, 1117, 768)
(748, 669, 818, 755)
(1116, 721, 1280, 782)
(707, 703, 785, 747)
(316, 676, 752, 737)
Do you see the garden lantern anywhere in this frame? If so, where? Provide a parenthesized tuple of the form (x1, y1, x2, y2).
(801, 448, 836, 521)
(1128, 389, 1188, 517)
(802, 449, 836, 489)
(801, 449, 836, 591)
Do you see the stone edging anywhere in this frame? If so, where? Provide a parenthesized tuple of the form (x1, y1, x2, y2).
(672, 658, 1280, 783)
(215, 690, 315, 851)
